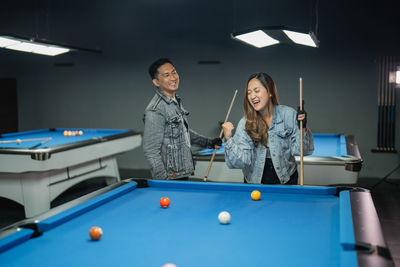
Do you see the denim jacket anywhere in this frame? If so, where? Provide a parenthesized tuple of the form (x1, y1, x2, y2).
(143, 90, 213, 179)
(224, 105, 314, 184)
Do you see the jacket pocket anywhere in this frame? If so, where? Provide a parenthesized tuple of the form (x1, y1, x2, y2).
(166, 115, 182, 139)
(275, 129, 291, 150)
(166, 144, 193, 175)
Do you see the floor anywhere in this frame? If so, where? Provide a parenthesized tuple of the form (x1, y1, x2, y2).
(0, 172, 399, 266)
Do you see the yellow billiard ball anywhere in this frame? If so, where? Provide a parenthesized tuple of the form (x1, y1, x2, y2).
(251, 190, 261, 201)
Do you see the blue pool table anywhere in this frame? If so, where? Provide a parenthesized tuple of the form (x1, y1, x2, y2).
(0, 180, 392, 266)
(0, 128, 142, 217)
(193, 133, 363, 185)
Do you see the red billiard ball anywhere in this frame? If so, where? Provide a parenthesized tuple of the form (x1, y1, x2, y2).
(160, 197, 170, 208)
(89, 226, 103, 241)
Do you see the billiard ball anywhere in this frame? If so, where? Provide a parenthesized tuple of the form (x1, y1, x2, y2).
(89, 226, 103, 241)
(63, 130, 68, 136)
(160, 197, 170, 208)
(162, 264, 177, 267)
(218, 211, 231, 224)
(16, 139, 21, 144)
(251, 190, 261, 201)
(79, 130, 83, 135)
(75, 130, 80, 136)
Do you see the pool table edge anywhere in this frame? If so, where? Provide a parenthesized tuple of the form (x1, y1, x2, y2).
(0, 129, 140, 160)
(346, 188, 393, 266)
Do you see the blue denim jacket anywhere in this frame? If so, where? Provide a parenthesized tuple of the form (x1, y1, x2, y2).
(224, 105, 314, 184)
(143, 90, 213, 179)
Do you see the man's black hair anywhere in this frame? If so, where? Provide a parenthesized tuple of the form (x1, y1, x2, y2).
(148, 58, 174, 79)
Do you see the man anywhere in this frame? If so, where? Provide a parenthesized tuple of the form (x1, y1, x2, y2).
(143, 58, 221, 180)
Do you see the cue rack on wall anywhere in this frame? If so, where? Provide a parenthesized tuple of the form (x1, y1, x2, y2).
(372, 56, 398, 153)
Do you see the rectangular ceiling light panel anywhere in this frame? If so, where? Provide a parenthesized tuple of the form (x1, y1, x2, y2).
(0, 36, 70, 56)
(233, 30, 280, 48)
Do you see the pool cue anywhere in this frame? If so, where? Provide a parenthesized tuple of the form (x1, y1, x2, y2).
(388, 57, 393, 151)
(383, 57, 388, 150)
(299, 78, 304, 186)
(390, 57, 396, 151)
(377, 58, 383, 150)
(29, 137, 52, 149)
(0, 137, 51, 144)
(204, 90, 238, 182)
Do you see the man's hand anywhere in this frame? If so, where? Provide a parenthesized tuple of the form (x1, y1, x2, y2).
(210, 138, 222, 149)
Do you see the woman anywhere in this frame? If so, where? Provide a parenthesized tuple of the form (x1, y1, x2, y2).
(222, 73, 314, 184)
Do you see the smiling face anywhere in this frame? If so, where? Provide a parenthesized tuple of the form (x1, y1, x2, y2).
(152, 62, 179, 98)
(247, 77, 273, 114)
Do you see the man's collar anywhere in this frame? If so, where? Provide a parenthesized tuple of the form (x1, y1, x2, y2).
(155, 89, 180, 105)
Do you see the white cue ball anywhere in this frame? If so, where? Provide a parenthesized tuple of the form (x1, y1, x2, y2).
(16, 139, 21, 144)
(218, 211, 231, 224)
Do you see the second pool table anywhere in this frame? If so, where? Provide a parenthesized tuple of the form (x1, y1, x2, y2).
(0, 128, 142, 218)
(193, 133, 363, 185)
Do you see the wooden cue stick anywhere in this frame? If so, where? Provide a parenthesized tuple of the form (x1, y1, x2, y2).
(381, 57, 386, 151)
(299, 78, 304, 186)
(377, 58, 382, 149)
(383, 57, 388, 150)
(204, 90, 238, 182)
(389, 56, 395, 150)
(388, 56, 393, 150)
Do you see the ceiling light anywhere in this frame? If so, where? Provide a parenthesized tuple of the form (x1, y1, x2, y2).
(0, 34, 101, 56)
(232, 30, 280, 48)
(232, 27, 319, 48)
(283, 30, 318, 47)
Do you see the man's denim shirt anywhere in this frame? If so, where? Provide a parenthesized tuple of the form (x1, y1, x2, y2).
(143, 90, 213, 179)
(224, 105, 314, 184)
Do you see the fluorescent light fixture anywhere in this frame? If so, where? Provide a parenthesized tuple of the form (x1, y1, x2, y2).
(396, 70, 400, 84)
(232, 30, 279, 48)
(6, 41, 70, 56)
(0, 35, 69, 56)
(0, 37, 21, 47)
(283, 30, 318, 47)
(232, 26, 319, 48)
(0, 34, 101, 56)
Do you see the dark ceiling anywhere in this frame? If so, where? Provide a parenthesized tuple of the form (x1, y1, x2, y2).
(0, 0, 399, 62)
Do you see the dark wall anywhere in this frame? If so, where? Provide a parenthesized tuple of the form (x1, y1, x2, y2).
(0, 0, 399, 178)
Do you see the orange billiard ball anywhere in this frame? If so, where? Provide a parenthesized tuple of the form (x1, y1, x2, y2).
(89, 226, 103, 241)
(63, 130, 69, 136)
(251, 190, 261, 201)
(160, 197, 170, 208)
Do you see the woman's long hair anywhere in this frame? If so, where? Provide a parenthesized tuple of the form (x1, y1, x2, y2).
(243, 73, 279, 147)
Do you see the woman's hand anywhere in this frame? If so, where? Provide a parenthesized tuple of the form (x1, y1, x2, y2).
(222, 122, 235, 141)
